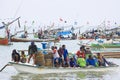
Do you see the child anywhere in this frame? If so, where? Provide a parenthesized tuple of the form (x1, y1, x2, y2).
(20, 51, 26, 63)
(69, 58, 75, 67)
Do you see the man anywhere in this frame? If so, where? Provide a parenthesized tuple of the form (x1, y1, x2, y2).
(62, 45, 69, 67)
(27, 41, 38, 65)
(86, 55, 96, 66)
(97, 53, 109, 66)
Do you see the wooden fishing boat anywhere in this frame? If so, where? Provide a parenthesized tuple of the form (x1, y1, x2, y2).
(79, 38, 94, 40)
(9, 62, 118, 74)
(11, 37, 60, 42)
(91, 43, 120, 48)
(0, 38, 8, 45)
(0, 17, 20, 45)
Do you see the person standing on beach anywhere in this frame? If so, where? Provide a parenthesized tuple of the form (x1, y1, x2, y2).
(27, 41, 38, 65)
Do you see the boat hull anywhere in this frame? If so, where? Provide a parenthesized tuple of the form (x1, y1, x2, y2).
(9, 62, 118, 74)
(11, 38, 60, 42)
(0, 38, 8, 45)
(91, 43, 120, 48)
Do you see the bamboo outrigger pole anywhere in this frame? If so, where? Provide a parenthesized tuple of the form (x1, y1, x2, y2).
(0, 64, 9, 72)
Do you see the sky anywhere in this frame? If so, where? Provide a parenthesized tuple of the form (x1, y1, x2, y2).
(0, 0, 120, 31)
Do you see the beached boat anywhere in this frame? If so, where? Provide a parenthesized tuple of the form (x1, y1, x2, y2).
(9, 62, 118, 74)
(11, 37, 60, 42)
(0, 38, 8, 45)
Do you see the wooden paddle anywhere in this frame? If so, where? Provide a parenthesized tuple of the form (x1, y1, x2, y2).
(0, 64, 8, 72)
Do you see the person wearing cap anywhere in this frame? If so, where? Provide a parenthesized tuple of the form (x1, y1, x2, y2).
(85, 47, 92, 59)
(27, 41, 38, 65)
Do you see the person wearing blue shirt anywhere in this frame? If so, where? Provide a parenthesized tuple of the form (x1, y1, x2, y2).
(86, 55, 96, 67)
(62, 45, 69, 67)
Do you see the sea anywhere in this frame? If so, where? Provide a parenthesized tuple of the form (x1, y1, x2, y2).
(0, 40, 120, 80)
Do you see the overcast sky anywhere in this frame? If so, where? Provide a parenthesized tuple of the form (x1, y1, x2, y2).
(0, 0, 120, 27)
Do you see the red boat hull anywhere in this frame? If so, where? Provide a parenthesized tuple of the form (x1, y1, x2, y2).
(0, 38, 8, 45)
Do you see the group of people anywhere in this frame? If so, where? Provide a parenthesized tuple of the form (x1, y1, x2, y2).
(11, 41, 112, 67)
(75, 46, 110, 67)
(11, 41, 38, 65)
(52, 45, 111, 67)
(11, 49, 26, 63)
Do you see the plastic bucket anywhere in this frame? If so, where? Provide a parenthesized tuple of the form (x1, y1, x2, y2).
(41, 43, 47, 49)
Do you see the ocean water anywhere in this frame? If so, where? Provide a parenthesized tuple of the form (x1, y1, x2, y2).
(0, 40, 120, 80)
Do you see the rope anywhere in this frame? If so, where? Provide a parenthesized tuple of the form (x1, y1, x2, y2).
(13, 0, 23, 18)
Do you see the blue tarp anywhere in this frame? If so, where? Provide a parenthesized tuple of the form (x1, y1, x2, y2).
(57, 31, 72, 36)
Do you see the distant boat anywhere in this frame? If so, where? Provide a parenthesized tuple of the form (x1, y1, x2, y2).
(8, 62, 118, 74)
(11, 37, 60, 42)
(0, 17, 20, 45)
(91, 43, 120, 48)
(0, 38, 8, 45)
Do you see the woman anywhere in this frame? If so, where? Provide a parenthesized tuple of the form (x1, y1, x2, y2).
(12, 49, 20, 63)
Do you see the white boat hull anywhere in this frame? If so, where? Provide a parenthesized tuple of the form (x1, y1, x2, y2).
(9, 62, 118, 74)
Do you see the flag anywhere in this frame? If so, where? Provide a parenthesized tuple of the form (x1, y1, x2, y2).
(32, 21, 35, 25)
(24, 21, 27, 23)
(74, 21, 77, 25)
(40, 28, 43, 35)
(59, 18, 63, 21)
(64, 21, 67, 23)
(86, 21, 89, 25)
(51, 22, 54, 27)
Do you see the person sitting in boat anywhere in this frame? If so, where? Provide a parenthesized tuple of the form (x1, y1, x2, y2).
(85, 47, 92, 59)
(21, 31, 28, 38)
(27, 41, 38, 65)
(52, 46, 60, 67)
(62, 45, 69, 67)
(93, 55, 98, 67)
(58, 47, 65, 67)
(86, 55, 96, 67)
(69, 57, 76, 67)
(20, 51, 26, 63)
(77, 55, 86, 67)
(11, 49, 20, 63)
(96, 53, 109, 66)
(76, 46, 86, 59)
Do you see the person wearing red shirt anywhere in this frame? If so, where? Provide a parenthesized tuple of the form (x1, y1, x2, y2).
(76, 46, 86, 58)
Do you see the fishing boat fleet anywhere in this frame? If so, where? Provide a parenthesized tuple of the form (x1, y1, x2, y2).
(0, 17, 120, 74)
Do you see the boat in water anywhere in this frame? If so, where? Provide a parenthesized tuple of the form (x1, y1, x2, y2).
(91, 42, 120, 48)
(8, 62, 118, 74)
(0, 38, 8, 45)
(11, 37, 60, 42)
